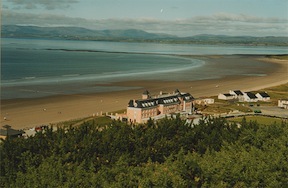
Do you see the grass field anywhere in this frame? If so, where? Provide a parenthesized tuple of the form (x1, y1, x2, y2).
(255, 83, 288, 106)
(52, 115, 113, 128)
(51, 108, 127, 127)
(228, 116, 285, 125)
(197, 102, 252, 114)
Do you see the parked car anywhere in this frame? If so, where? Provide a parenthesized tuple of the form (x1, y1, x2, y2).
(254, 109, 262, 113)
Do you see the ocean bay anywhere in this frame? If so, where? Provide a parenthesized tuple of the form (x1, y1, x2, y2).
(1, 38, 287, 99)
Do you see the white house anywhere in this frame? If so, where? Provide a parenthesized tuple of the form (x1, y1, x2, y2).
(256, 92, 270, 101)
(278, 99, 288, 109)
(218, 93, 235, 100)
(229, 90, 244, 101)
(243, 92, 258, 102)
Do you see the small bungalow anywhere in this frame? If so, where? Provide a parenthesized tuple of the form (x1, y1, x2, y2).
(195, 98, 215, 105)
(229, 90, 244, 101)
(278, 99, 288, 109)
(243, 92, 258, 102)
(256, 92, 270, 101)
(218, 93, 235, 100)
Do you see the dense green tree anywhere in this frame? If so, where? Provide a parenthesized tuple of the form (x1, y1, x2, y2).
(0, 116, 287, 187)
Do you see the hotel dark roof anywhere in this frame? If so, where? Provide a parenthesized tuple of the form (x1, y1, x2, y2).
(180, 93, 194, 101)
(136, 95, 180, 108)
(128, 100, 134, 107)
(136, 99, 159, 108)
(158, 96, 181, 105)
(142, 90, 150, 95)
(175, 89, 180, 94)
(128, 92, 194, 109)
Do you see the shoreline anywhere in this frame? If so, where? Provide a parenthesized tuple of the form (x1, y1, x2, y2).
(1, 55, 287, 129)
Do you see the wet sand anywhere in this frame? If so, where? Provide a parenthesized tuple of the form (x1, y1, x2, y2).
(1, 55, 287, 129)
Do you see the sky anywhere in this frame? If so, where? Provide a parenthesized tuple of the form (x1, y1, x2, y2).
(2, 0, 288, 37)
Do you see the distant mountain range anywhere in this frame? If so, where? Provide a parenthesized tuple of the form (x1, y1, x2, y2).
(2, 25, 288, 46)
(1, 25, 175, 39)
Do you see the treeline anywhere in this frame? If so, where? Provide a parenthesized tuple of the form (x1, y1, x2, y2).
(1, 116, 287, 187)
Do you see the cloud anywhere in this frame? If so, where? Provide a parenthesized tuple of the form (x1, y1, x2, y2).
(212, 12, 287, 23)
(2, 10, 288, 37)
(2, 10, 87, 27)
(6, 0, 79, 10)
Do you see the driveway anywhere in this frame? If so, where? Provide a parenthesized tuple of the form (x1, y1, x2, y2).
(250, 106, 288, 118)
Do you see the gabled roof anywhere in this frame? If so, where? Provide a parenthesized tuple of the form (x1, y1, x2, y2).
(136, 98, 159, 108)
(128, 100, 134, 107)
(142, 90, 150, 95)
(245, 92, 257, 99)
(223, 93, 234, 97)
(133, 96, 180, 109)
(180, 93, 194, 101)
(258, 92, 270, 98)
(0, 129, 24, 136)
(158, 95, 180, 105)
(175, 89, 180, 94)
(128, 90, 194, 109)
(234, 90, 244, 96)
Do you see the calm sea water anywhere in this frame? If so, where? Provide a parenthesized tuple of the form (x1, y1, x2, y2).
(1, 38, 287, 99)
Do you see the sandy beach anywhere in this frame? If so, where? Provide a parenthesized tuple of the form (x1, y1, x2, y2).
(1, 55, 287, 129)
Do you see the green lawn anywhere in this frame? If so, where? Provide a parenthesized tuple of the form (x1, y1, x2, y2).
(228, 116, 284, 125)
(254, 83, 288, 105)
(53, 115, 113, 127)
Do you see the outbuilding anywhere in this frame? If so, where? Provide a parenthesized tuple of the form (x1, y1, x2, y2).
(229, 90, 244, 101)
(278, 99, 288, 109)
(218, 93, 235, 100)
(195, 98, 215, 105)
(256, 92, 270, 101)
(0, 125, 24, 140)
(243, 92, 258, 102)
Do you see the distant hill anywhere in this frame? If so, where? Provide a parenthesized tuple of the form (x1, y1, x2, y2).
(180, 34, 288, 46)
(2, 25, 288, 46)
(1, 25, 175, 40)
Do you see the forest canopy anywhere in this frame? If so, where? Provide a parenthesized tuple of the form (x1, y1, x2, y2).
(1, 115, 287, 187)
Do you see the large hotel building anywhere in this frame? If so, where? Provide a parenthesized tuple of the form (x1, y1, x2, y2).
(126, 89, 194, 124)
